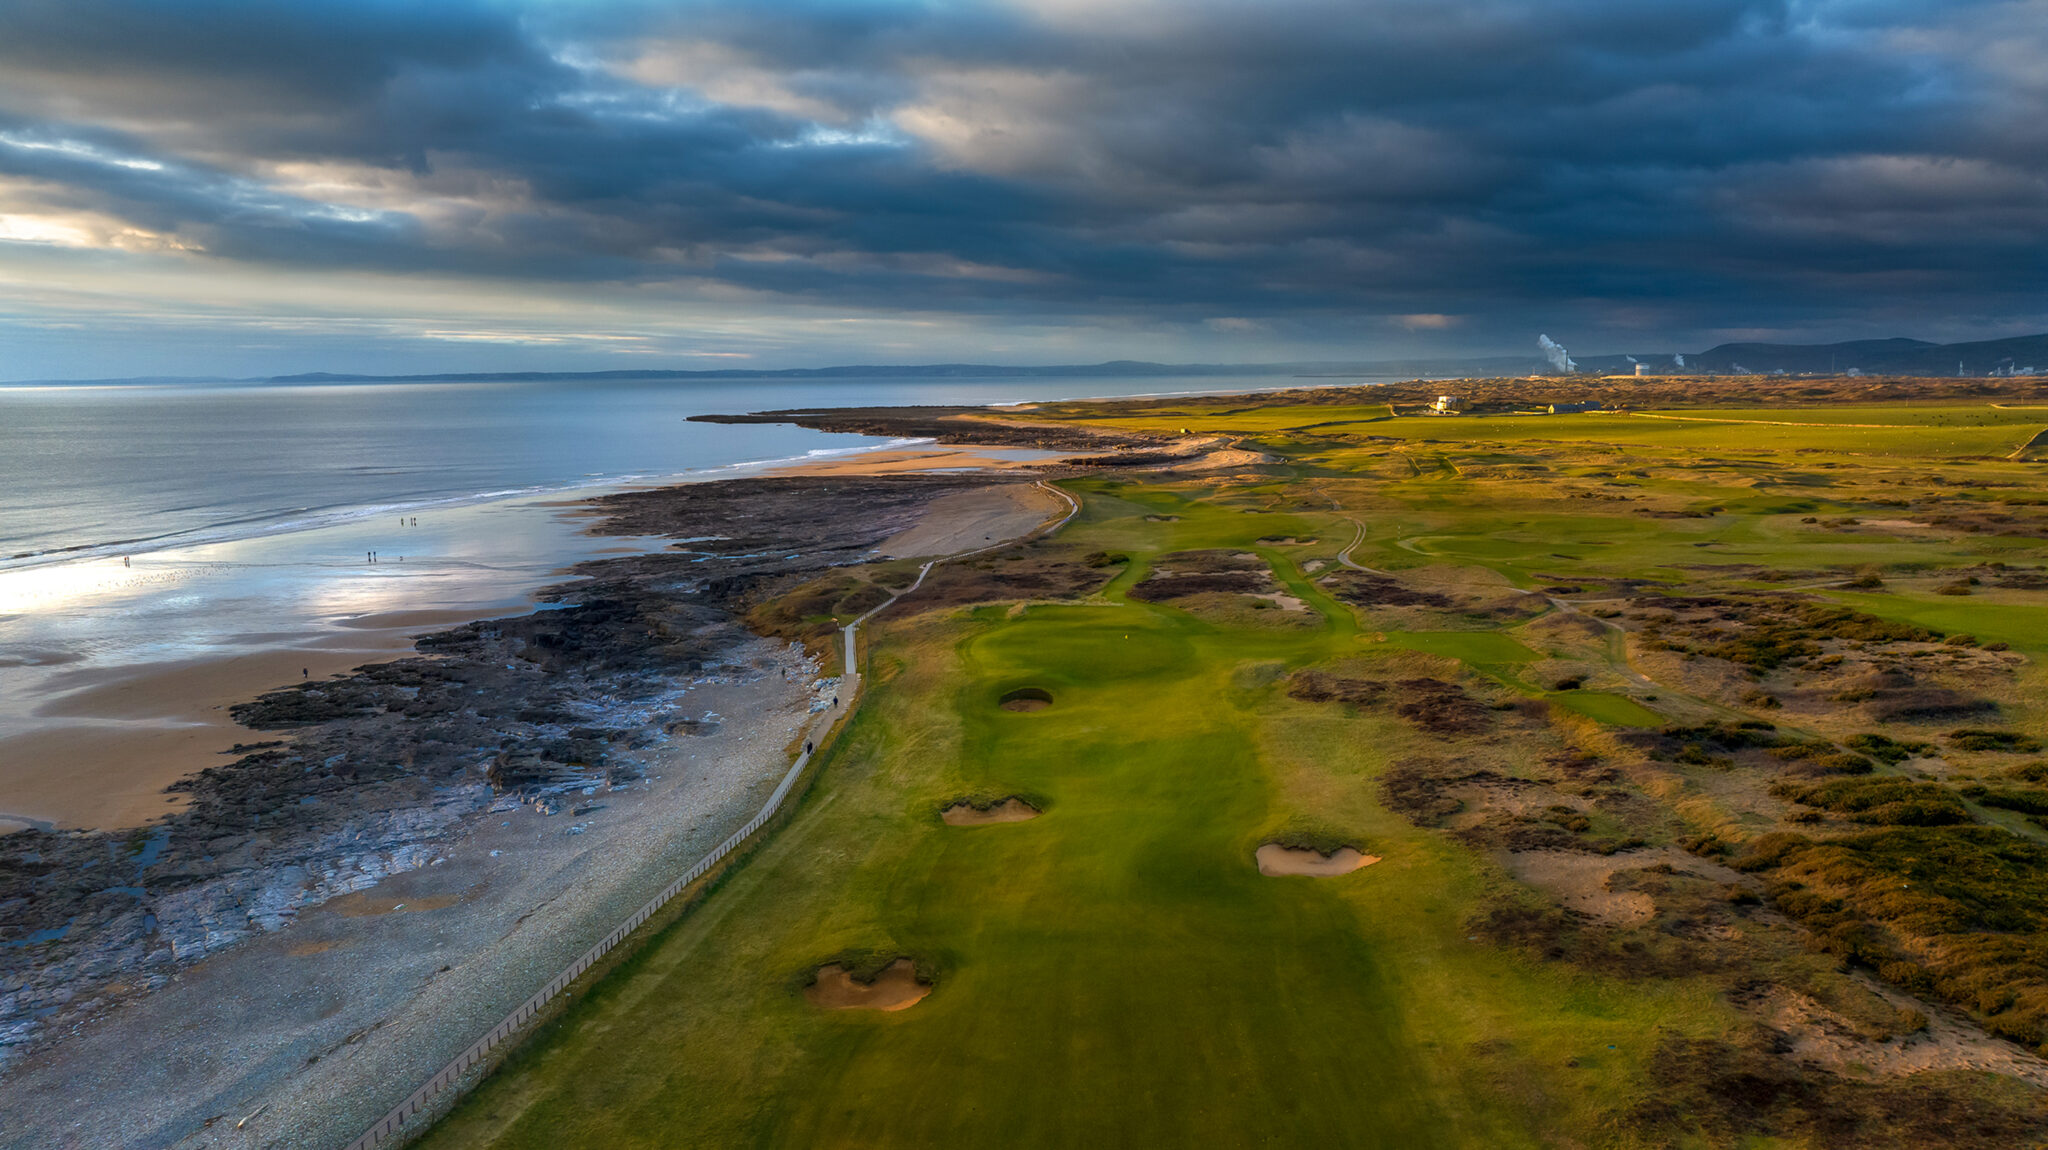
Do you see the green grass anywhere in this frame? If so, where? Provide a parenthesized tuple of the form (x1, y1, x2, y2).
(1825, 591, 2048, 656)
(1638, 405, 2048, 428)
(1368, 630, 1542, 664)
(1072, 404, 2043, 459)
(1547, 690, 1665, 727)
(419, 397, 2048, 1149)
(422, 494, 1732, 1148)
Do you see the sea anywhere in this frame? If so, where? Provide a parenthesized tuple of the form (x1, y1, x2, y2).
(0, 372, 1373, 827)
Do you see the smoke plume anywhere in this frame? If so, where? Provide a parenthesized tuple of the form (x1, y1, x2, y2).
(1538, 334, 1576, 373)
(1673, 354, 1686, 367)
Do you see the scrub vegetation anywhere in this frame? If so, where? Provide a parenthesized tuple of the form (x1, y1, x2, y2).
(423, 380, 2048, 1148)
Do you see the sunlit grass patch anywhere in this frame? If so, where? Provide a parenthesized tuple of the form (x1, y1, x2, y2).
(1365, 630, 1542, 663)
(1547, 690, 1664, 727)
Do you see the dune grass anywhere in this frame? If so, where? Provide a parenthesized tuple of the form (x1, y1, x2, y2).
(1370, 630, 1542, 664)
(421, 482, 1744, 1149)
(420, 395, 2048, 1149)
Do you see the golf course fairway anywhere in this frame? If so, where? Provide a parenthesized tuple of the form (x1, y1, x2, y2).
(420, 381, 2048, 1149)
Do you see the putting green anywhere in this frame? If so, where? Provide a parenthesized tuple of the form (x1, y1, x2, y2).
(972, 610, 1195, 686)
(1546, 690, 1664, 727)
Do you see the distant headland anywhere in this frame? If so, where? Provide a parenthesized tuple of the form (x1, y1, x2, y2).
(9, 332, 2046, 386)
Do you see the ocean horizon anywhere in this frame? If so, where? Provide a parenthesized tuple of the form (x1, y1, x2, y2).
(0, 371, 1373, 572)
(0, 370, 1388, 829)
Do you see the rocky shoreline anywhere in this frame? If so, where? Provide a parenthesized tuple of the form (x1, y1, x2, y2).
(687, 404, 1160, 451)
(0, 472, 1034, 1075)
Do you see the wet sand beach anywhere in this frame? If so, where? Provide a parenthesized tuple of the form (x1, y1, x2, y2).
(0, 498, 665, 831)
(7, 620, 482, 830)
(0, 447, 1089, 1148)
(0, 445, 1066, 833)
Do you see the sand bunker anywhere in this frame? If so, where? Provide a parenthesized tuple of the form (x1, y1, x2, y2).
(1251, 592, 1308, 611)
(999, 687, 1053, 712)
(1180, 448, 1280, 471)
(805, 958, 931, 1011)
(1738, 981, 2048, 1087)
(942, 797, 1040, 825)
(1500, 848, 1740, 928)
(1256, 843, 1379, 876)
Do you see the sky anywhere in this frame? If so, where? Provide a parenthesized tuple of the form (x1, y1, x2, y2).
(1, 0, 2044, 379)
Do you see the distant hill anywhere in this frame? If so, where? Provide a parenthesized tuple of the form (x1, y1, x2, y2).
(261, 361, 1370, 384)
(247, 335, 2048, 382)
(1687, 334, 2048, 376)
(1576, 334, 2048, 377)
(9, 359, 1520, 387)
(13, 336, 2045, 388)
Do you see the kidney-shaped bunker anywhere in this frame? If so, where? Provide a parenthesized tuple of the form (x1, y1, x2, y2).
(998, 687, 1053, 712)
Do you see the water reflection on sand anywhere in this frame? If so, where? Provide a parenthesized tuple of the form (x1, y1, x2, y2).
(0, 494, 660, 829)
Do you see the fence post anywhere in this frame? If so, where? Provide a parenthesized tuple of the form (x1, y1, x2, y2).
(342, 655, 841, 1149)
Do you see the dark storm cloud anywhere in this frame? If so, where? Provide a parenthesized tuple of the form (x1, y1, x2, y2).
(0, 0, 557, 164)
(2, 0, 2043, 347)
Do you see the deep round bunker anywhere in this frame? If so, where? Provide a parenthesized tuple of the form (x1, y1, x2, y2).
(998, 687, 1054, 712)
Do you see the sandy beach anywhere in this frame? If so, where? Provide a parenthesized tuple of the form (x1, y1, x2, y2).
(764, 444, 1063, 478)
(0, 639, 825, 1150)
(7, 616, 482, 831)
(0, 443, 1070, 834)
(0, 498, 666, 832)
(0, 450, 1082, 1148)
(876, 483, 1066, 558)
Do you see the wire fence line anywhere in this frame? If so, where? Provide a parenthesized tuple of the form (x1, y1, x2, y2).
(343, 708, 827, 1150)
(342, 478, 1080, 1150)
